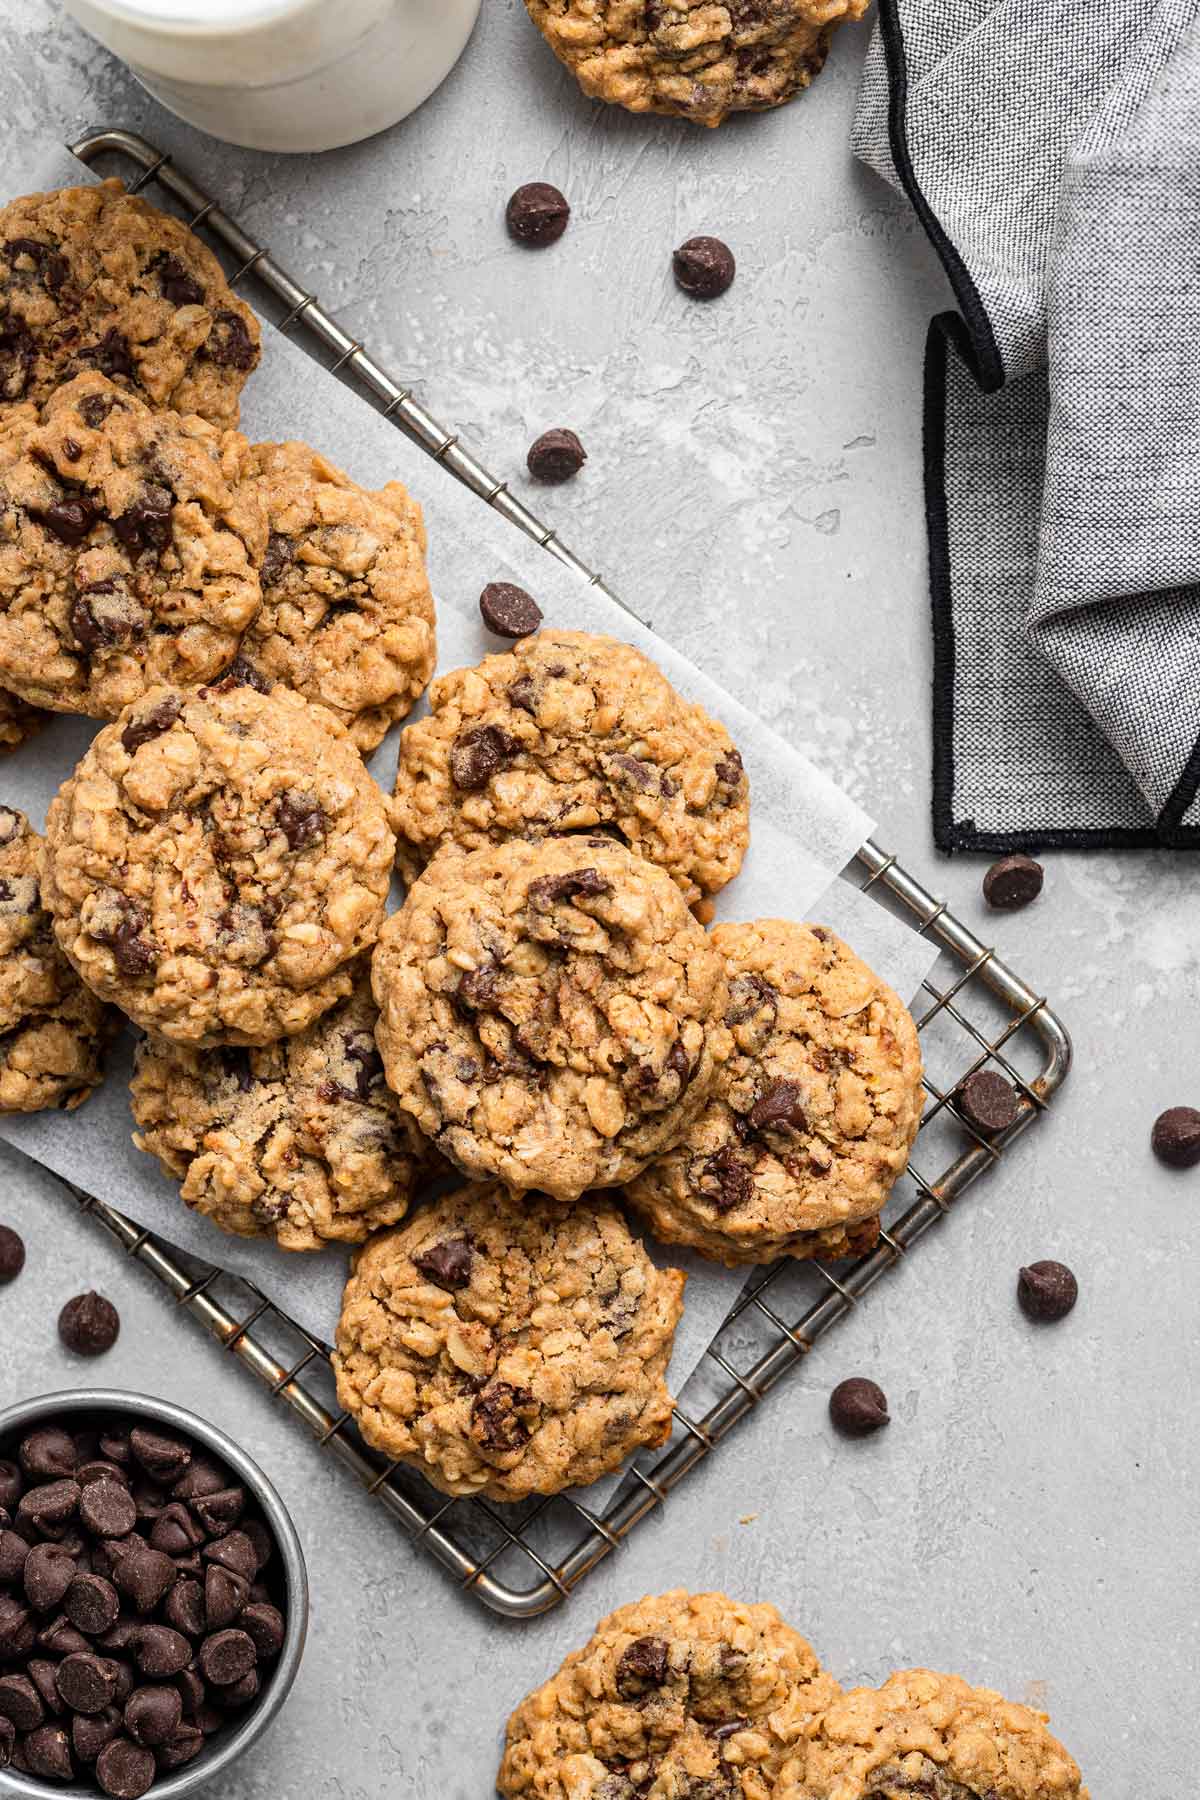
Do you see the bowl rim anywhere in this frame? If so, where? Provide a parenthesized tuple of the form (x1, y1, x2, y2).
(0, 1386, 309, 1800)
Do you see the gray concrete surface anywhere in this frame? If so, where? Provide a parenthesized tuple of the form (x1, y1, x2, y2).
(0, 2, 1195, 1792)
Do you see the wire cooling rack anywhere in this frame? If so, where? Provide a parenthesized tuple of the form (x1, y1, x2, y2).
(43, 128, 1073, 1621)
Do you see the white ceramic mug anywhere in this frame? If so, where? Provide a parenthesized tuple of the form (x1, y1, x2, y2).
(61, 0, 483, 154)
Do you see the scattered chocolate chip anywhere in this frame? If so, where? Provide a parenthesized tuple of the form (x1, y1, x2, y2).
(274, 792, 327, 851)
(479, 581, 543, 638)
(829, 1376, 890, 1437)
(506, 182, 570, 246)
(80, 1482, 138, 1540)
(124, 1685, 181, 1748)
(120, 696, 182, 756)
(198, 1629, 255, 1688)
(616, 1635, 670, 1698)
(112, 1547, 177, 1616)
(526, 427, 586, 484)
(24, 1542, 77, 1613)
(96, 1735, 155, 1798)
(238, 1602, 284, 1660)
(24, 1721, 75, 1781)
(957, 1069, 1021, 1137)
(1017, 1260, 1078, 1323)
(1151, 1105, 1200, 1169)
(20, 1426, 76, 1482)
(57, 1651, 120, 1714)
(0, 1672, 45, 1731)
(413, 1237, 474, 1292)
(982, 852, 1044, 910)
(204, 310, 256, 371)
(471, 1383, 535, 1453)
(72, 1706, 122, 1764)
(450, 723, 519, 791)
(527, 867, 611, 909)
(152, 253, 204, 309)
(748, 1080, 805, 1134)
(65, 1574, 120, 1638)
(31, 494, 101, 546)
(59, 1292, 121, 1356)
(673, 235, 736, 299)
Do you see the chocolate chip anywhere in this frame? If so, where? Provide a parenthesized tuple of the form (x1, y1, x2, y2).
(1151, 1105, 1200, 1169)
(124, 1684, 181, 1747)
(96, 1735, 155, 1798)
(748, 1080, 806, 1134)
(24, 1722, 74, 1781)
(93, 894, 158, 979)
(37, 1615, 89, 1658)
(479, 581, 543, 638)
(204, 309, 256, 370)
(506, 674, 538, 714)
(131, 1481, 167, 1526)
(80, 1482, 138, 1540)
(957, 1069, 1021, 1136)
(113, 1546, 177, 1615)
(274, 792, 327, 851)
(154, 1722, 204, 1771)
(471, 1383, 535, 1453)
(5, 237, 68, 292)
(201, 1563, 247, 1633)
(24, 1543, 77, 1612)
(146, 1501, 203, 1557)
(152, 253, 204, 308)
(175, 1668, 206, 1718)
(80, 328, 134, 380)
(133, 1626, 193, 1682)
(201, 1531, 256, 1580)
(506, 182, 570, 246)
(77, 1460, 130, 1491)
(129, 1429, 190, 1489)
(0, 1672, 45, 1731)
(19, 1428, 76, 1482)
(18, 1479, 80, 1532)
(725, 973, 777, 1031)
(239, 1602, 284, 1659)
(609, 753, 657, 792)
(171, 1460, 224, 1502)
(829, 1376, 889, 1437)
(31, 494, 101, 546)
(190, 1487, 245, 1538)
(0, 1224, 26, 1283)
(64, 1573, 120, 1638)
(258, 530, 293, 587)
(112, 485, 172, 560)
(616, 1635, 670, 1698)
(80, 393, 115, 430)
(526, 428, 586, 484)
(0, 805, 22, 846)
(0, 1595, 35, 1659)
(72, 1706, 122, 1764)
(413, 1236, 474, 1291)
(982, 852, 1044, 909)
(211, 655, 270, 694)
(1017, 1260, 1078, 1323)
(27, 1659, 62, 1717)
(120, 695, 182, 755)
(527, 867, 611, 909)
(0, 1461, 23, 1509)
(239, 1520, 271, 1571)
(56, 1651, 119, 1714)
(59, 1292, 121, 1356)
(198, 1629, 256, 1687)
(673, 235, 736, 299)
(161, 1578, 205, 1642)
(216, 1667, 259, 1708)
(0, 1530, 28, 1583)
(714, 748, 744, 789)
(450, 722, 519, 791)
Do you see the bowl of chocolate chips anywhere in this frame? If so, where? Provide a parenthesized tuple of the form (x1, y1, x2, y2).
(0, 1391, 308, 1798)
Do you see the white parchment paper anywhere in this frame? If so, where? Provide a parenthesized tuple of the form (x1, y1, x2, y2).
(0, 148, 940, 1500)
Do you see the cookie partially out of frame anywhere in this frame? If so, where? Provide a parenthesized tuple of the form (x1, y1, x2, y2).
(625, 919, 923, 1265)
(238, 440, 436, 753)
(523, 0, 869, 128)
(42, 681, 394, 1047)
(0, 687, 46, 752)
(0, 179, 260, 426)
(333, 1183, 685, 1501)
(498, 1588, 841, 1799)
(390, 629, 749, 907)
(776, 1667, 1089, 1800)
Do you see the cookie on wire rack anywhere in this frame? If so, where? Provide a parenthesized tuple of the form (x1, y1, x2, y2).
(625, 918, 923, 1265)
(333, 1182, 686, 1502)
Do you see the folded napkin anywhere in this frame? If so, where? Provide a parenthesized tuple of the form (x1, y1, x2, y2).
(854, 0, 1200, 850)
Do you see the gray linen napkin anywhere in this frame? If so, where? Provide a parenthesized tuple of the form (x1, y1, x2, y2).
(853, 0, 1200, 849)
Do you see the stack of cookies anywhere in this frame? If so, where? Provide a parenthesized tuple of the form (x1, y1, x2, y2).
(0, 179, 924, 1510)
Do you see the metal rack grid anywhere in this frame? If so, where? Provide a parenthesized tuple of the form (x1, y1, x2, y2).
(43, 128, 1072, 1621)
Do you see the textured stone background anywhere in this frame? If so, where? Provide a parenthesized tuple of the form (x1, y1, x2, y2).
(1, 2, 1195, 1792)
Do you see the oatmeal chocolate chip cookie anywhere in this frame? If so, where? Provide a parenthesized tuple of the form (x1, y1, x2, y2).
(131, 969, 434, 1251)
(371, 834, 729, 1199)
(523, 0, 868, 128)
(333, 1183, 685, 1500)
(0, 179, 260, 426)
(42, 682, 394, 1046)
(776, 1668, 1089, 1800)
(0, 687, 46, 751)
(0, 805, 117, 1112)
(0, 372, 266, 718)
(236, 441, 436, 753)
(390, 629, 749, 907)
(498, 1588, 841, 1798)
(625, 920, 923, 1265)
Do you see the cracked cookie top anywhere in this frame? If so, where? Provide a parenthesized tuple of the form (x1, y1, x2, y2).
(333, 1182, 685, 1501)
(625, 919, 923, 1265)
(238, 440, 436, 753)
(42, 681, 394, 1046)
(0, 179, 260, 425)
(0, 805, 117, 1113)
(130, 969, 434, 1251)
(389, 629, 749, 908)
(776, 1669, 1088, 1800)
(498, 1588, 841, 1798)
(523, 1, 869, 128)
(371, 834, 729, 1199)
(0, 373, 266, 717)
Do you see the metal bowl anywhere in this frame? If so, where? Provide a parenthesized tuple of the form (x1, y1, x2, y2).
(0, 1388, 309, 1799)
